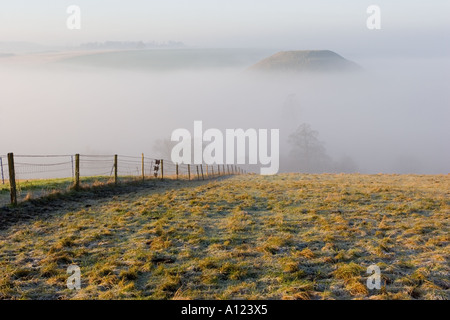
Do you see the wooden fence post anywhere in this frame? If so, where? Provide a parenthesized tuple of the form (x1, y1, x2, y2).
(7, 153, 17, 205)
(114, 155, 118, 185)
(188, 164, 191, 180)
(211, 165, 215, 177)
(196, 165, 200, 180)
(0, 156, 4, 184)
(70, 155, 74, 180)
(74, 154, 80, 190)
(142, 153, 145, 181)
(201, 165, 204, 180)
(217, 165, 220, 176)
(205, 164, 208, 178)
(176, 163, 179, 180)
(222, 165, 225, 175)
(160, 159, 164, 180)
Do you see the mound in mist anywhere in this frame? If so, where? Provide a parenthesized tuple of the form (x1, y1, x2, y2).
(247, 50, 362, 73)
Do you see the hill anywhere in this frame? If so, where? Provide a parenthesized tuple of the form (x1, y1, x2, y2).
(247, 50, 362, 73)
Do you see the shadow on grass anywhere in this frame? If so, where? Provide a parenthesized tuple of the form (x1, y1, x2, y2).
(0, 175, 235, 231)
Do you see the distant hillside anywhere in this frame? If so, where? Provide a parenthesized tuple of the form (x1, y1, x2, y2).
(0, 41, 58, 54)
(79, 41, 185, 50)
(247, 50, 361, 73)
(55, 48, 274, 71)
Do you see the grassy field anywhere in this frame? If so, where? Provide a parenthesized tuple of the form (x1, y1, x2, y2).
(0, 176, 142, 207)
(0, 173, 448, 300)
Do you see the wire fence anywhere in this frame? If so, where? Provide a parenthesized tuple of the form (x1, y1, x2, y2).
(0, 153, 245, 207)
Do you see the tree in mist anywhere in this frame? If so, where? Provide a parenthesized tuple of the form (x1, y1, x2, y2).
(334, 155, 359, 173)
(153, 138, 175, 160)
(288, 123, 332, 173)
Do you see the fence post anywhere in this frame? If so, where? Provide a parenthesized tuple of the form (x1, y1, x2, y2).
(201, 165, 204, 180)
(205, 164, 208, 178)
(71, 155, 74, 180)
(0, 156, 4, 184)
(160, 159, 164, 180)
(74, 154, 80, 190)
(217, 165, 220, 176)
(176, 163, 179, 180)
(142, 153, 145, 181)
(7, 153, 17, 205)
(114, 155, 118, 185)
(188, 164, 191, 180)
(211, 165, 215, 178)
(196, 165, 200, 180)
(223, 165, 226, 175)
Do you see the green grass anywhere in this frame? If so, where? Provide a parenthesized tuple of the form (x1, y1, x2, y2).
(0, 173, 448, 300)
(0, 176, 114, 193)
(0, 176, 144, 206)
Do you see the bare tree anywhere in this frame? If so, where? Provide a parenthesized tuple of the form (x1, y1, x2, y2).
(152, 138, 175, 160)
(288, 123, 332, 173)
(334, 155, 359, 173)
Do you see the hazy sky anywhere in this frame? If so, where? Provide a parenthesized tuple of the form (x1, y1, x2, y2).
(0, 1, 448, 174)
(1, 1, 449, 59)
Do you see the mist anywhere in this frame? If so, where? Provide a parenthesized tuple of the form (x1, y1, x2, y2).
(0, 52, 448, 174)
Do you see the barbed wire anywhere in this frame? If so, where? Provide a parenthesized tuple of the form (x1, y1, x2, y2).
(14, 154, 73, 158)
(79, 154, 115, 158)
(15, 161, 72, 167)
(0, 153, 245, 206)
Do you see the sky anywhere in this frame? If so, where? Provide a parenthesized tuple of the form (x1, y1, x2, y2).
(0, 1, 449, 59)
(0, 1, 448, 174)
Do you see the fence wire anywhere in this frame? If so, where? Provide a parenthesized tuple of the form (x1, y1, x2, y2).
(0, 153, 244, 207)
